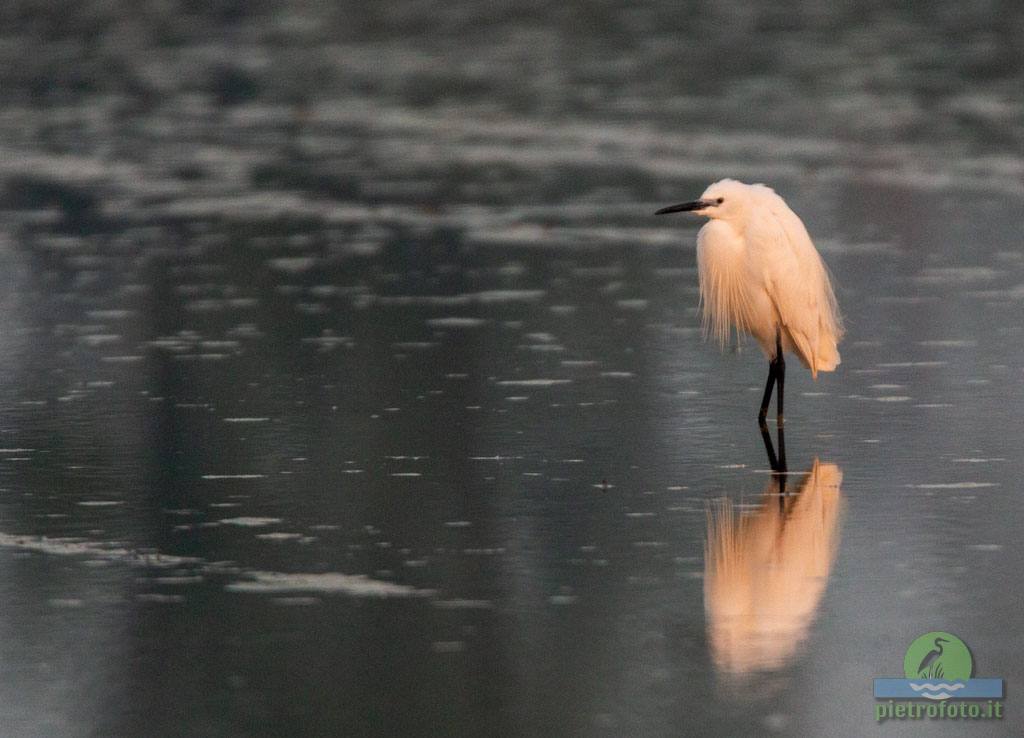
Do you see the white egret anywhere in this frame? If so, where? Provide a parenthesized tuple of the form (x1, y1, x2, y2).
(656, 179, 843, 425)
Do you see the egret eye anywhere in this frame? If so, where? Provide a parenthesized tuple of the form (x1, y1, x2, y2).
(716, 198, 724, 204)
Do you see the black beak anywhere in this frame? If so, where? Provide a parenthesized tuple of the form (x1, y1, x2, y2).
(655, 199, 711, 215)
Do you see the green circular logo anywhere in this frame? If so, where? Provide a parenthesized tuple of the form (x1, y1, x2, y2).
(903, 632, 973, 681)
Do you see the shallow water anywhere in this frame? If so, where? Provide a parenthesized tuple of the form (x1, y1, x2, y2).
(0, 2, 1022, 736)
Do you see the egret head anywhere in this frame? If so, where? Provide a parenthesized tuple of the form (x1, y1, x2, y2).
(655, 178, 751, 221)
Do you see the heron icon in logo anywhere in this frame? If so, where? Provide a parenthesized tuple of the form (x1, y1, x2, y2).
(914, 636, 950, 680)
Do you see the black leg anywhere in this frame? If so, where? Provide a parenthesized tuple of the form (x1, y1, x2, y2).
(760, 421, 788, 510)
(775, 329, 785, 427)
(759, 419, 787, 475)
(760, 422, 779, 471)
(758, 361, 776, 425)
(775, 424, 788, 512)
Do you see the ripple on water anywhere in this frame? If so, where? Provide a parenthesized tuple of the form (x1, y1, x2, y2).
(225, 572, 433, 597)
(218, 517, 283, 527)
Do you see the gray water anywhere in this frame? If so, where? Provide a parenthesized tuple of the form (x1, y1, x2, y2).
(0, 2, 1022, 736)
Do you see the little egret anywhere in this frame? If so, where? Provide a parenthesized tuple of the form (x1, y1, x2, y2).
(656, 179, 843, 426)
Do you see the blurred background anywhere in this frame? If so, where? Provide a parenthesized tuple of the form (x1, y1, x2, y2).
(0, 1, 1021, 736)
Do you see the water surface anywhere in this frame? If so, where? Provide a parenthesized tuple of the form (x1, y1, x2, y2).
(0, 2, 1022, 736)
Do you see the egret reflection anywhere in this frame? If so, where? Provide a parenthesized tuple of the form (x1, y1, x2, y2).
(703, 439, 843, 676)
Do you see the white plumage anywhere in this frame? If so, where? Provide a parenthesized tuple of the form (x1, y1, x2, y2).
(657, 179, 843, 422)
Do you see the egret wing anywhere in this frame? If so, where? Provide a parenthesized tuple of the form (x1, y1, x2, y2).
(746, 191, 840, 376)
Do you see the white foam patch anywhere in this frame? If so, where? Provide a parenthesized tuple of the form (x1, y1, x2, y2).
(431, 641, 467, 653)
(905, 483, 998, 489)
(301, 334, 352, 349)
(519, 344, 565, 352)
(272, 597, 321, 606)
(86, 309, 135, 321)
(433, 599, 495, 609)
(0, 533, 200, 568)
(225, 571, 433, 597)
(426, 317, 487, 328)
(496, 379, 571, 386)
(266, 257, 319, 274)
(219, 517, 282, 527)
(917, 340, 977, 347)
(136, 593, 185, 604)
(256, 533, 315, 543)
(549, 595, 578, 605)
(476, 290, 545, 303)
(370, 290, 544, 306)
(201, 474, 267, 480)
(78, 334, 122, 347)
(160, 192, 327, 220)
(877, 361, 947, 368)
(0, 534, 432, 600)
(816, 240, 894, 255)
(915, 267, 999, 284)
(391, 342, 438, 350)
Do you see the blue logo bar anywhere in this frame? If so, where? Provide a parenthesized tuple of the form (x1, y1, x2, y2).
(874, 679, 1004, 700)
